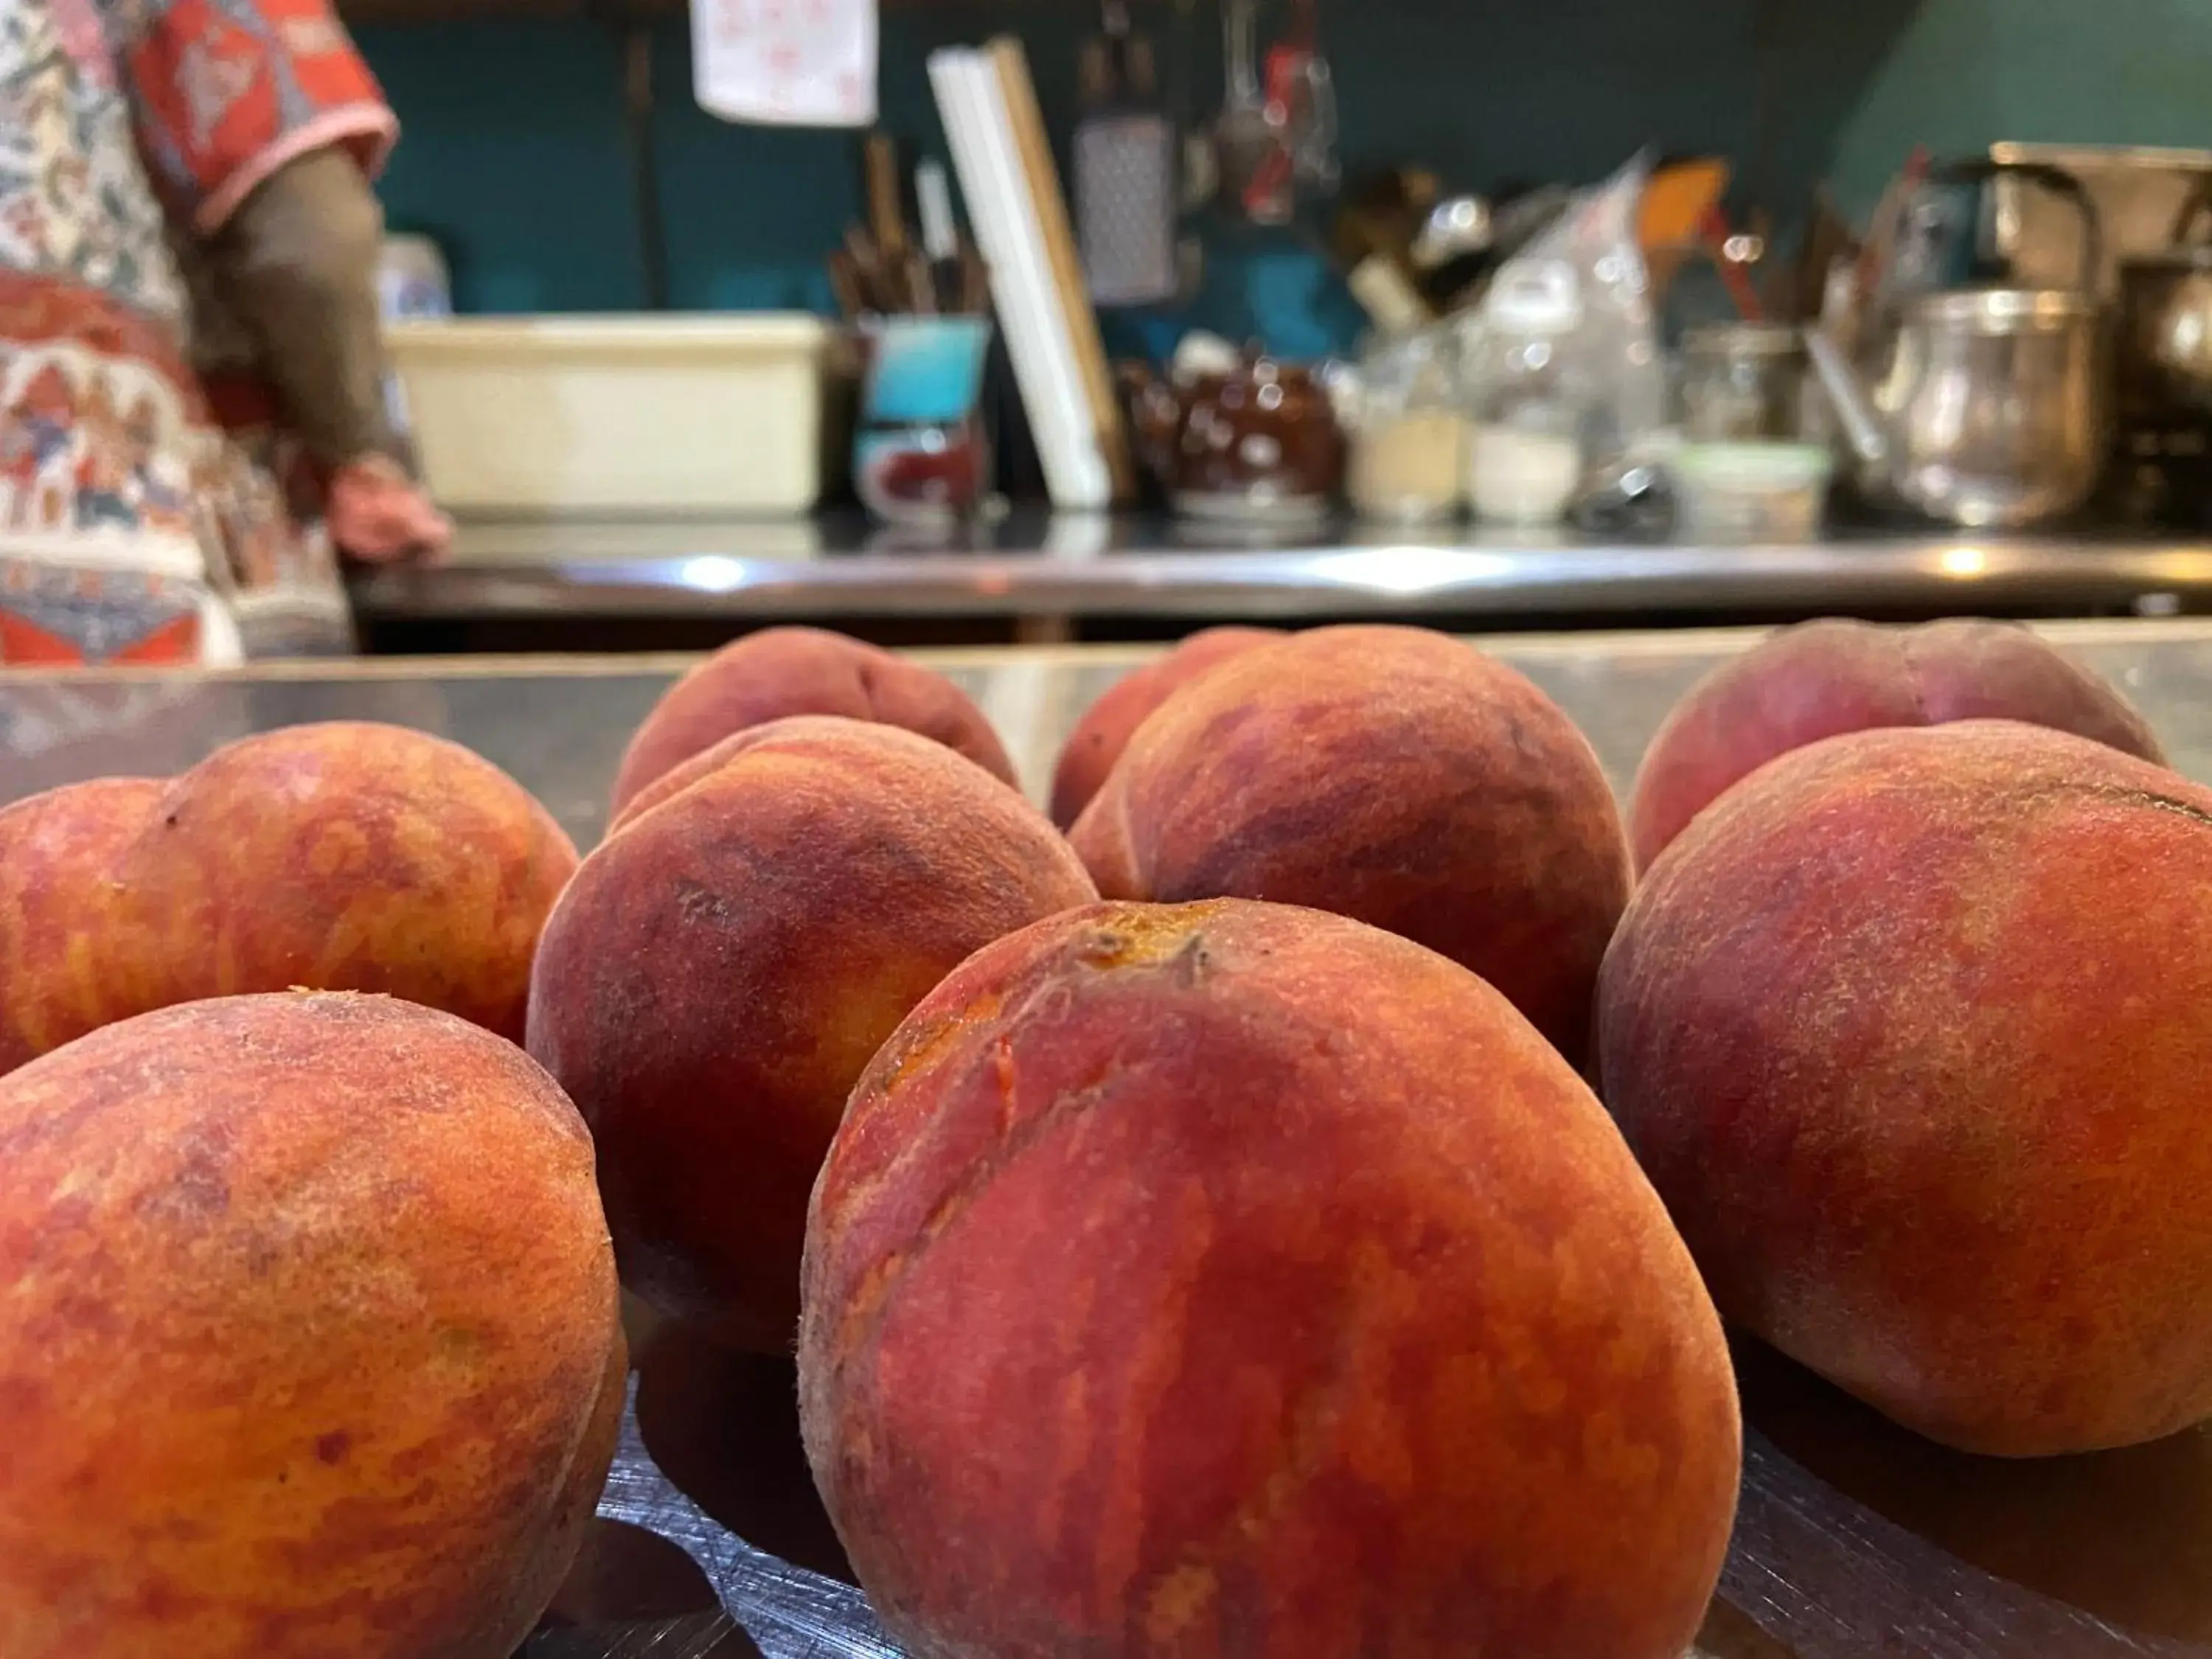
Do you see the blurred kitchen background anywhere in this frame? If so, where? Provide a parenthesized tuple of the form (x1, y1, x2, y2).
(361, 0, 2174, 316)
(349, 0, 2212, 652)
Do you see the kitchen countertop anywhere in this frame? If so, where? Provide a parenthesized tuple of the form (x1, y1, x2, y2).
(12, 619, 2212, 1659)
(12, 619, 2212, 844)
(347, 512, 2212, 629)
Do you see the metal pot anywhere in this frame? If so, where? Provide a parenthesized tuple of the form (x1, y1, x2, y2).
(2118, 183, 2212, 416)
(1987, 142, 2212, 298)
(1809, 159, 2108, 529)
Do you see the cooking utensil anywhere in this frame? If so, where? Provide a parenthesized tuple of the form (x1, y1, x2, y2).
(864, 133, 907, 264)
(1214, 0, 1285, 221)
(1234, 0, 1337, 222)
(1074, 0, 1179, 305)
(914, 159, 964, 313)
(827, 249, 868, 319)
(1809, 160, 2108, 529)
(1272, 0, 1337, 192)
(1989, 142, 2212, 297)
(2118, 179, 2212, 415)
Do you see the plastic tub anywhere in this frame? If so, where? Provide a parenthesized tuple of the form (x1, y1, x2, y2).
(1671, 441, 1834, 543)
(385, 314, 832, 516)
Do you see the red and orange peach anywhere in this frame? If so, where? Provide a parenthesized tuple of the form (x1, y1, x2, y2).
(532, 716, 1096, 1351)
(0, 992, 624, 1659)
(1627, 617, 2164, 869)
(1069, 625, 1631, 1059)
(611, 626, 1016, 812)
(1049, 626, 1283, 828)
(1602, 720, 2212, 1455)
(801, 898, 1741, 1659)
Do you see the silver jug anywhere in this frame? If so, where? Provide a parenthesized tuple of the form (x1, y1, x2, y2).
(2117, 181, 2212, 417)
(1809, 159, 2109, 529)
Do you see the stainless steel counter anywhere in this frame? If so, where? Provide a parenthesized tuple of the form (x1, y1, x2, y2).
(12, 621, 2212, 1659)
(349, 513, 2212, 630)
(11, 621, 2212, 844)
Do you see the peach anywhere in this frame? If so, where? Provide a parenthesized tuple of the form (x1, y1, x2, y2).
(1069, 625, 1631, 1059)
(1599, 720, 2212, 1455)
(608, 715, 857, 836)
(1049, 626, 1284, 828)
(0, 778, 164, 1074)
(0, 992, 625, 1659)
(1627, 617, 2165, 870)
(800, 899, 1741, 1659)
(611, 627, 1016, 812)
(529, 716, 1096, 1351)
(99, 722, 579, 1048)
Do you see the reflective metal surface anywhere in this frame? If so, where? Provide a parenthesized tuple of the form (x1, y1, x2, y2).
(15, 624, 2212, 1659)
(1812, 291, 2109, 531)
(12, 621, 2212, 837)
(352, 512, 2212, 625)
(2122, 250, 2212, 415)
(1989, 142, 2212, 298)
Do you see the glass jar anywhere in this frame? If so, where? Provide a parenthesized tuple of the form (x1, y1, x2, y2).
(1464, 264, 1587, 526)
(1347, 328, 1469, 524)
(1678, 321, 1812, 442)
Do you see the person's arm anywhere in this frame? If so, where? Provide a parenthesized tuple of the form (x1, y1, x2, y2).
(103, 0, 446, 560)
(212, 148, 395, 473)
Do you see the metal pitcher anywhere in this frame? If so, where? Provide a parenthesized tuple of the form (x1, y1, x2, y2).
(1809, 160, 2108, 529)
(2117, 180, 2212, 417)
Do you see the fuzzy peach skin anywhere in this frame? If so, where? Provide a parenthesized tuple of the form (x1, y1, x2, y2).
(611, 627, 1016, 812)
(606, 714, 882, 836)
(1600, 720, 2212, 1457)
(1627, 616, 2165, 871)
(88, 723, 579, 1049)
(531, 716, 1096, 1352)
(1049, 627, 1284, 829)
(0, 992, 625, 1659)
(1068, 625, 1631, 1060)
(800, 899, 1741, 1659)
(0, 778, 164, 1074)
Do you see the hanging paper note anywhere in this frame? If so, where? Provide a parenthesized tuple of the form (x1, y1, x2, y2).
(691, 0, 877, 128)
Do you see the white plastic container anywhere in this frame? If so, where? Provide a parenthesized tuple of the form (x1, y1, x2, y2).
(385, 314, 832, 516)
(1671, 441, 1834, 543)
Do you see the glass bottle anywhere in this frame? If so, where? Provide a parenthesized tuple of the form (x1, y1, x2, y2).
(1347, 327, 1467, 524)
(1465, 262, 1587, 526)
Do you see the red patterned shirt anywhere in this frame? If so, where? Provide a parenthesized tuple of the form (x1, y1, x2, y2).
(105, 0, 395, 235)
(0, 0, 394, 666)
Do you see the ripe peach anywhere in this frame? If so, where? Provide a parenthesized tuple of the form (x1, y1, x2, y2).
(1600, 720, 2212, 1455)
(530, 716, 1096, 1352)
(1627, 617, 2165, 870)
(1049, 627, 1284, 828)
(103, 722, 578, 1047)
(611, 627, 1016, 812)
(0, 778, 164, 1074)
(0, 992, 625, 1659)
(1069, 625, 1631, 1059)
(801, 899, 1741, 1659)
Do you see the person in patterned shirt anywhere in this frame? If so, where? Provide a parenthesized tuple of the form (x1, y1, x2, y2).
(0, 0, 445, 666)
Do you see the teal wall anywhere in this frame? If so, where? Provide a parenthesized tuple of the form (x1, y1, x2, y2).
(1830, 0, 2212, 213)
(355, 0, 2211, 320)
(356, 0, 1779, 316)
